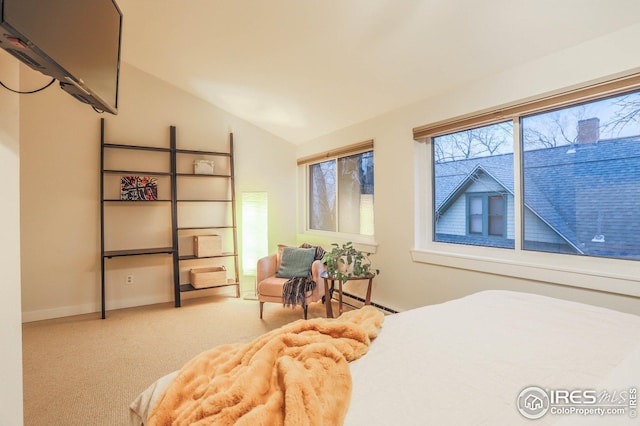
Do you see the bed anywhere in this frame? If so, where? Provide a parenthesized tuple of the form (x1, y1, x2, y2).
(129, 290, 640, 425)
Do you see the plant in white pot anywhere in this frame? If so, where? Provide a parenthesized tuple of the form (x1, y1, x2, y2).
(323, 242, 379, 281)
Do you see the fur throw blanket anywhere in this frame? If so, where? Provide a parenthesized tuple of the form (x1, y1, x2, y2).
(147, 306, 384, 426)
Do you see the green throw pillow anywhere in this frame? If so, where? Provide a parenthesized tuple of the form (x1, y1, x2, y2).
(276, 247, 315, 278)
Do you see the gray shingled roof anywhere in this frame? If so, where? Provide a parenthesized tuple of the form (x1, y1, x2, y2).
(435, 137, 640, 259)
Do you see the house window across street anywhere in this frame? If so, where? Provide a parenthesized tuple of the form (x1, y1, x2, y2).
(467, 193, 506, 237)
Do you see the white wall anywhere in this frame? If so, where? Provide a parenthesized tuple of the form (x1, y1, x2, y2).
(15, 19, 640, 324)
(296, 23, 640, 315)
(0, 50, 24, 425)
(20, 61, 297, 321)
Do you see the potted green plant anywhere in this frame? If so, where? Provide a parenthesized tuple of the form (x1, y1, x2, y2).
(323, 242, 379, 281)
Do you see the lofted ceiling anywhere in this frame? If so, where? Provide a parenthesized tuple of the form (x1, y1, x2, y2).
(116, 0, 640, 144)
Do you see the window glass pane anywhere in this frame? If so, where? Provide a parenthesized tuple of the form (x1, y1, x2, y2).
(468, 196, 483, 234)
(433, 122, 514, 248)
(488, 195, 504, 236)
(488, 216, 503, 236)
(308, 151, 374, 235)
(522, 91, 640, 260)
(469, 196, 483, 215)
(309, 160, 336, 231)
(469, 215, 483, 234)
(338, 152, 375, 235)
(488, 195, 503, 214)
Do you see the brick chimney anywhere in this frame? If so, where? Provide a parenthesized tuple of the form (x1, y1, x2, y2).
(577, 118, 600, 144)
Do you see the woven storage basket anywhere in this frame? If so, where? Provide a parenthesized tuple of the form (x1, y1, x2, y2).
(190, 266, 227, 289)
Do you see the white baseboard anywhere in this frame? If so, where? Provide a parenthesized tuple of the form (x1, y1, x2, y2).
(22, 294, 173, 323)
(22, 303, 98, 323)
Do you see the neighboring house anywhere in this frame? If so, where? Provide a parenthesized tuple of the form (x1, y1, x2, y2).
(434, 135, 640, 260)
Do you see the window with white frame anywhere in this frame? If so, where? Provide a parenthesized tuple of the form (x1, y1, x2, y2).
(303, 142, 374, 236)
(417, 76, 640, 262)
(433, 122, 514, 249)
(521, 95, 640, 260)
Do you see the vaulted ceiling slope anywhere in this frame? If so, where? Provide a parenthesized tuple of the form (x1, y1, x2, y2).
(117, 0, 640, 144)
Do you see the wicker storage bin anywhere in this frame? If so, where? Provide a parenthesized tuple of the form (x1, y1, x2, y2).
(194, 234, 222, 257)
(190, 266, 227, 289)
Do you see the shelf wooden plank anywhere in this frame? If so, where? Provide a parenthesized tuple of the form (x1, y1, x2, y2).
(104, 169, 172, 176)
(103, 199, 172, 202)
(104, 247, 174, 258)
(177, 225, 235, 230)
(175, 148, 231, 156)
(175, 173, 231, 178)
(179, 282, 239, 292)
(104, 143, 171, 153)
(176, 199, 233, 202)
(178, 252, 238, 261)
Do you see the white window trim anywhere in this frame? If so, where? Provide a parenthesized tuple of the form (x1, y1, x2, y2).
(410, 248, 640, 297)
(413, 134, 640, 298)
(298, 229, 378, 254)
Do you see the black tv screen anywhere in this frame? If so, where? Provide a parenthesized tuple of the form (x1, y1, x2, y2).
(0, 0, 122, 114)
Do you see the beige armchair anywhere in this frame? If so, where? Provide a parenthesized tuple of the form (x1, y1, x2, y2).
(257, 245, 326, 319)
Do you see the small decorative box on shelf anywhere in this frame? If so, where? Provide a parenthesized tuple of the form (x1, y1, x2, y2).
(194, 235, 222, 257)
(193, 159, 215, 175)
(190, 266, 227, 288)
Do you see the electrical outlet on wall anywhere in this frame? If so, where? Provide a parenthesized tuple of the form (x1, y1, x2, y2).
(126, 275, 134, 285)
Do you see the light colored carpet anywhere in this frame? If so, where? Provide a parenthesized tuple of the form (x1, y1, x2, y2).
(22, 295, 345, 426)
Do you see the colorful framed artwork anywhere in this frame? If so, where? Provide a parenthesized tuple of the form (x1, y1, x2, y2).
(120, 176, 158, 200)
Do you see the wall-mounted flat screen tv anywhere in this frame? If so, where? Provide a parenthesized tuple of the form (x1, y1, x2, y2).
(0, 0, 122, 114)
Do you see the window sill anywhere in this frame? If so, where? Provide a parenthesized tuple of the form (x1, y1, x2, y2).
(298, 230, 378, 254)
(411, 247, 640, 298)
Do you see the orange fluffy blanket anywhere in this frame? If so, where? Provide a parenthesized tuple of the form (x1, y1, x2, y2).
(147, 306, 384, 426)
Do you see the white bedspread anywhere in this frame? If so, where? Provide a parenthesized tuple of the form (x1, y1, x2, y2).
(345, 290, 640, 425)
(131, 290, 640, 425)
